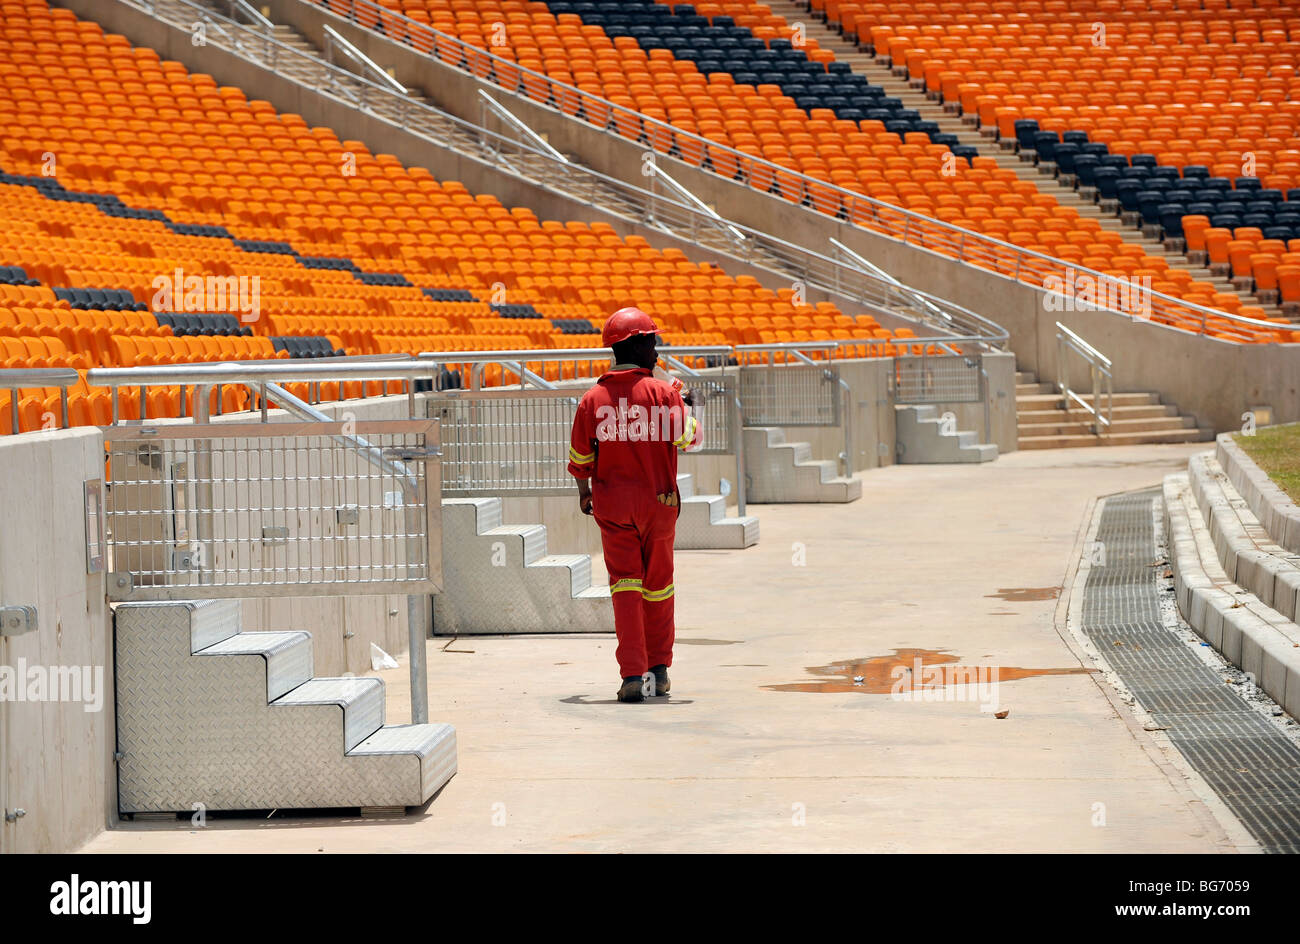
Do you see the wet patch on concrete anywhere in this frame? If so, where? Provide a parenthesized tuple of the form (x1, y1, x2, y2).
(764, 648, 1093, 694)
(985, 587, 1061, 602)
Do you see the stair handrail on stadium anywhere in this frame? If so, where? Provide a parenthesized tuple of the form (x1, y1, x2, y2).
(125, 0, 1009, 351)
(1054, 322, 1114, 434)
(306, 0, 1297, 340)
(1, 367, 78, 432)
(323, 23, 409, 95)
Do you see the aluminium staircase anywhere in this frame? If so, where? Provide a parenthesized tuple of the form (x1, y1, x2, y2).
(894, 405, 997, 463)
(675, 471, 760, 548)
(114, 599, 456, 813)
(742, 426, 861, 502)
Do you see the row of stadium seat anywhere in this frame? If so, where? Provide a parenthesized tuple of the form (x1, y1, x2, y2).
(327, 0, 1297, 338)
(810, 0, 1299, 310)
(0, 1, 901, 433)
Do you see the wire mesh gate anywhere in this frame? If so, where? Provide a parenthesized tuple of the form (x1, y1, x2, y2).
(893, 354, 984, 404)
(432, 380, 736, 497)
(738, 363, 841, 426)
(103, 420, 442, 601)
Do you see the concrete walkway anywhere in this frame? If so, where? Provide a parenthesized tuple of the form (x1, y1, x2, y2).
(83, 442, 1240, 853)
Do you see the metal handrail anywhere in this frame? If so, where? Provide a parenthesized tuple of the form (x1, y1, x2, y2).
(127, 0, 1006, 348)
(226, 0, 273, 31)
(647, 163, 748, 247)
(1, 367, 78, 432)
(1055, 322, 1113, 433)
(1056, 321, 1113, 369)
(478, 90, 568, 163)
(315, 0, 1298, 340)
(322, 23, 409, 94)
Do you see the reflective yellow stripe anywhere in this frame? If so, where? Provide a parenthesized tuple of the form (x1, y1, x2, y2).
(641, 583, 675, 602)
(569, 445, 595, 464)
(673, 415, 698, 449)
(611, 578, 643, 594)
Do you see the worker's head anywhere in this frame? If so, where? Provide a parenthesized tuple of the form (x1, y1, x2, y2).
(603, 306, 659, 369)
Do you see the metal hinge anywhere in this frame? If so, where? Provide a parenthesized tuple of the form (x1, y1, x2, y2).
(0, 605, 37, 637)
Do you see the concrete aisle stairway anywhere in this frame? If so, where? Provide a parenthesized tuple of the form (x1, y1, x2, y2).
(742, 426, 861, 502)
(435, 497, 611, 634)
(675, 472, 760, 548)
(765, 0, 1282, 320)
(114, 599, 456, 814)
(1015, 370, 1210, 448)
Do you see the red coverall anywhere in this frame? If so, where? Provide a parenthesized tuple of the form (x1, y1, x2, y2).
(567, 366, 702, 678)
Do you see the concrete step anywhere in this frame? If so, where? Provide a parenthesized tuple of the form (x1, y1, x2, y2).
(742, 426, 861, 503)
(1016, 403, 1179, 421)
(433, 498, 612, 634)
(1018, 428, 1212, 449)
(1018, 416, 1197, 437)
(1016, 391, 1161, 409)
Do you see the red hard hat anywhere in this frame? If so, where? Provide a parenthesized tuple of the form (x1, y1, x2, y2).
(602, 306, 658, 347)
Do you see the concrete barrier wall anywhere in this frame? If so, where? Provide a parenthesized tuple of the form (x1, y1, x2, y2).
(0, 428, 113, 854)
(278, 0, 1300, 431)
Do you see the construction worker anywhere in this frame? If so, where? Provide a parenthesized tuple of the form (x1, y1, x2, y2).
(567, 307, 701, 703)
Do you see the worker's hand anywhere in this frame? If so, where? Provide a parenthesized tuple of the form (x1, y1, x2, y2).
(681, 388, 694, 407)
(579, 493, 594, 516)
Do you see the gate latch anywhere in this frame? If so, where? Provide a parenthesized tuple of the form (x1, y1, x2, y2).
(381, 446, 442, 461)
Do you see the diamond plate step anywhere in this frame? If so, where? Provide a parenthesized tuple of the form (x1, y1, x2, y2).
(198, 631, 313, 701)
(675, 473, 759, 549)
(349, 722, 458, 803)
(273, 677, 385, 751)
(434, 498, 612, 634)
(113, 600, 458, 812)
(742, 427, 861, 503)
(895, 405, 997, 464)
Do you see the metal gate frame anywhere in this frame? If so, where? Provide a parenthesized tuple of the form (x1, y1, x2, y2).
(103, 419, 442, 601)
(738, 362, 842, 427)
(431, 381, 738, 497)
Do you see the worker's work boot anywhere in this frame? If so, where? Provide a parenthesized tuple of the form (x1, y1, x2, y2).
(617, 676, 645, 703)
(649, 664, 670, 695)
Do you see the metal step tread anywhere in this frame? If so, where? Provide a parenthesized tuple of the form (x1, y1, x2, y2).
(198, 630, 307, 656)
(349, 722, 457, 756)
(273, 677, 385, 751)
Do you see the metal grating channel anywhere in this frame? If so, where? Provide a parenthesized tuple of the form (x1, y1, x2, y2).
(1084, 489, 1300, 853)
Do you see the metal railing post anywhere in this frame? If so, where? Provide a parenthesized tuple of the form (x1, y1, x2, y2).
(732, 390, 746, 516)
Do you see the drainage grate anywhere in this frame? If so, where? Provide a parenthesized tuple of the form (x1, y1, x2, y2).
(1083, 488, 1300, 853)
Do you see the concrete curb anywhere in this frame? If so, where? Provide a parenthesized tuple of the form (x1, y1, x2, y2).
(1216, 430, 1300, 555)
(1163, 472, 1300, 721)
(1188, 452, 1300, 622)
